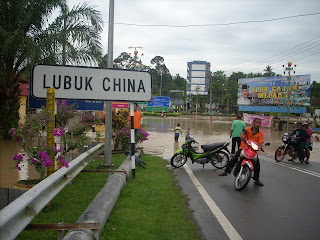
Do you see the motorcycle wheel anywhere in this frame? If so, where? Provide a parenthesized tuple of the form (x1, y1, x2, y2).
(171, 152, 187, 168)
(234, 165, 251, 191)
(211, 151, 229, 169)
(275, 146, 285, 162)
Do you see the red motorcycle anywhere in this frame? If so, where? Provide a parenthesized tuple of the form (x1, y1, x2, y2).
(234, 140, 269, 191)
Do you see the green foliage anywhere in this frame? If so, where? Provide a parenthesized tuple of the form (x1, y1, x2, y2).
(0, 101, 20, 139)
(0, 0, 64, 139)
(56, 100, 76, 127)
(69, 122, 91, 135)
(116, 128, 149, 150)
(41, 2, 103, 65)
(263, 65, 276, 77)
(112, 109, 129, 149)
(0, 0, 103, 139)
(61, 132, 88, 154)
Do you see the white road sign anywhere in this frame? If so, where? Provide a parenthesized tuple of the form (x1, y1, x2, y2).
(32, 64, 152, 101)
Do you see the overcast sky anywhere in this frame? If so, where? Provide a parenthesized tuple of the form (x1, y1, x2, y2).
(67, 0, 320, 82)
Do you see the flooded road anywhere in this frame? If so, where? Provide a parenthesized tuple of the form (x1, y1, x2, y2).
(1, 115, 319, 188)
(139, 115, 320, 163)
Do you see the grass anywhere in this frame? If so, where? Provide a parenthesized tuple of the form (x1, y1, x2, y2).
(15, 153, 202, 240)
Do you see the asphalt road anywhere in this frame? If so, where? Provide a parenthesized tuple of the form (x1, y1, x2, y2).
(171, 153, 320, 240)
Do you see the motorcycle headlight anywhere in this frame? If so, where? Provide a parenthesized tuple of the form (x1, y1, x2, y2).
(282, 135, 288, 142)
(250, 142, 259, 151)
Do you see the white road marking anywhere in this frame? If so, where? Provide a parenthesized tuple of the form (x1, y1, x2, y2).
(260, 156, 320, 178)
(183, 163, 243, 240)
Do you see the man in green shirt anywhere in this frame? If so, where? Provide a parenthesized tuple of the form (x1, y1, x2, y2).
(230, 115, 246, 155)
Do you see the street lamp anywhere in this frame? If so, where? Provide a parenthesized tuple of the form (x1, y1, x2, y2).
(282, 61, 297, 132)
(159, 67, 164, 96)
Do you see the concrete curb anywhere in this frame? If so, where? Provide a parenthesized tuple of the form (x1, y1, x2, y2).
(63, 151, 140, 240)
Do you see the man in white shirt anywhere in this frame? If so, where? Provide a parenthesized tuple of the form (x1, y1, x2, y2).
(237, 84, 251, 105)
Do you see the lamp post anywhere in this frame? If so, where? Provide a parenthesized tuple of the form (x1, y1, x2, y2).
(282, 61, 297, 132)
(195, 85, 200, 114)
(159, 67, 164, 96)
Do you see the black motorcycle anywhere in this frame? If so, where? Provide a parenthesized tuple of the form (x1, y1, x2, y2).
(274, 132, 312, 162)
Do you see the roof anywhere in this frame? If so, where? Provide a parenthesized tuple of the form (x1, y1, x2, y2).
(19, 78, 29, 96)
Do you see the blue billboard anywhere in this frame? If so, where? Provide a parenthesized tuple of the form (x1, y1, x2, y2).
(29, 92, 104, 111)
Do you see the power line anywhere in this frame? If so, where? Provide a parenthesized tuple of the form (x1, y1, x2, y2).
(232, 35, 320, 72)
(225, 35, 320, 75)
(114, 13, 320, 28)
(238, 42, 320, 73)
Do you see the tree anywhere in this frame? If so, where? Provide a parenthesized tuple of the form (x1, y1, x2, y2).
(150, 55, 170, 95)
(263, 65, 276, 77)
(150, 56, 164, 69)
(41, 2, 103, 66)
(0, 0, 65, 139)
(211, 71, 227, 105)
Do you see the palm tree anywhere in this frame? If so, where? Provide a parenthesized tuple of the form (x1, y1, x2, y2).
(0, 0, 65, 139)
(0, 1, 103, 139)
(263, 65, 275, 77)
(41, 2, 103, 65)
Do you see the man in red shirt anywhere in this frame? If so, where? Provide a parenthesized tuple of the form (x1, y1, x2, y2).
(219, 118, 264, 186)
(304, 121, 313, 164)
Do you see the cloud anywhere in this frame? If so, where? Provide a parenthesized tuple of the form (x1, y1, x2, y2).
(67, 0, 320, 81)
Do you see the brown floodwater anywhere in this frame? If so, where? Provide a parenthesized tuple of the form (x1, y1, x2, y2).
(1, 115, 319, 188)
(138, 115, 320, 163)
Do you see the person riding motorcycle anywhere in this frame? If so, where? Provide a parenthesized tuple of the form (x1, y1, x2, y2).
(218, 118, 264, 186)
(304, 121, 313, 164)
(288, 122, 306, 163)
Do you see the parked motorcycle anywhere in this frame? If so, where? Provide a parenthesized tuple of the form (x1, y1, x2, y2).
(170, 134, 230, 169)
(274, 132, 313, 163)
(234, 140, 269, 191)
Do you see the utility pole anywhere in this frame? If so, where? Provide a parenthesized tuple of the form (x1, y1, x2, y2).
(159, 67, 164, 96)
(207, 70, 213, 123)
(103, 0, 114, 167)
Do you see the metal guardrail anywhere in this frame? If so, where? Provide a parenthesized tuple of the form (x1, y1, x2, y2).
(0, 143, 104, 240)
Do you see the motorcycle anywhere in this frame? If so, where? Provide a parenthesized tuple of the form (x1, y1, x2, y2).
(274, 132, 313, 163)
(170, 134, 230, 169)
(234, 140, 269, 191)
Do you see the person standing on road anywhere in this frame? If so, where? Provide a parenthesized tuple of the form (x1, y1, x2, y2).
(128, 103, 142, 141)
(289, 122, 306, 163)
(304, 121, 313, 164)
(174, 123, 183, 142)
(230, 115, 246, 155)
(219, 118, 264, 186)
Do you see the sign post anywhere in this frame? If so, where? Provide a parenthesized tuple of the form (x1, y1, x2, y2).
(46, 88, 55, 175)
(32, 64, 152, 177)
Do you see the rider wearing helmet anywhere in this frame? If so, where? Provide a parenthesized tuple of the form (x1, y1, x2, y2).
(289, 122, 306, 163)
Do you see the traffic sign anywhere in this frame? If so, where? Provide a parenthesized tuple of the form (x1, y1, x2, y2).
(147, 96, 170, 107)
(32, 64, 152, 101)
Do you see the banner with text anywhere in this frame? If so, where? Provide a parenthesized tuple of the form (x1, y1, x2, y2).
(243, 113, 272, 128)
(237, 75, 311, 106)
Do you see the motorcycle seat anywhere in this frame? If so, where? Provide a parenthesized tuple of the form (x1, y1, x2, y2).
(201, 142, 225, 152)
